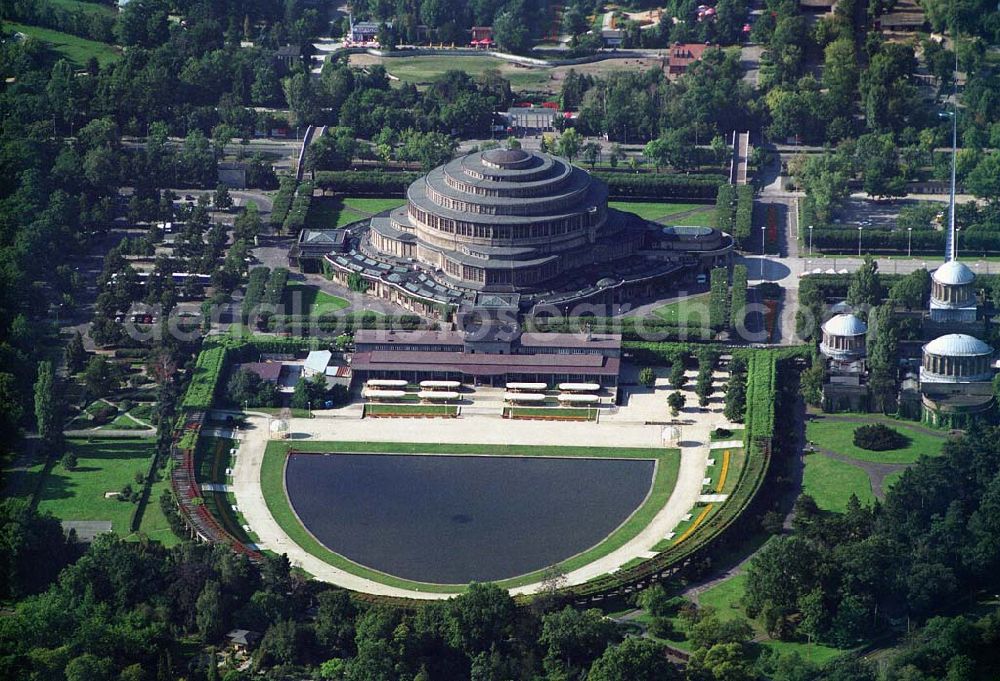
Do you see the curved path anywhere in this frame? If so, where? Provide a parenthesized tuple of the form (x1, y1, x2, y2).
(229, 379, 735, 599)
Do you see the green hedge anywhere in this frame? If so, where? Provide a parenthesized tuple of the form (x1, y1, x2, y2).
(263, 267, 289, 306)
(730, 264, 748, 331)
(313, 170, 421, 195)
(709, 267, 729, 332)
(181, 343, 229, 410)
(283, 181, 314, 232)
(812, 226, 1000, 255)
(743, 350, 777, 442)
(270, 177, 297, 227)
(713, 184, 753, 248)
(241, 267, 270, 322)
(593, 171, 725, 200)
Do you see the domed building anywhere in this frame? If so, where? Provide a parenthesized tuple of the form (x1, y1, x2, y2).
(919, 333, 995, 426)
(820, 313, 868, 362)
(929, 260, 977, 324)
(819, 312, 870, 412)
(320, 148, 734, 318)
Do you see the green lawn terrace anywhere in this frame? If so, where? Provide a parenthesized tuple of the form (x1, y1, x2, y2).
(644, 573, 847, 665)
(23, 438, 175, 544)
(802, 413, 949, 513)
(607, 201, 717, 227)
(281, 281, 349, 316)
(306, 196, 405, 230)
(3, 22, 120, 67)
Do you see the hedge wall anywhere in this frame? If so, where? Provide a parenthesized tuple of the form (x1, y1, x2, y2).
(241, 267, 270, 322)
(812, 226, 1000, 255)
(593, 171, 725, 200)
(270, 177, 297, 227)
(313, 170, 422, 196)
(730, 264, 749, 331)
(283, 181, 314, 232)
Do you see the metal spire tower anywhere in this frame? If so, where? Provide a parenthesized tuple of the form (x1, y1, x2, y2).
(944, 33, 959, 262)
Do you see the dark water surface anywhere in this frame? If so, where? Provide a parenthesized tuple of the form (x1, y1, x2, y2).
(285, 453, 655, 583)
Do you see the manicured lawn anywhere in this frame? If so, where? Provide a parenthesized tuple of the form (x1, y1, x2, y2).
(365, 403, 458, 416)
(261, 441, 679, 592)
(609, 201, 711, 223)
(135, 476, 181, 547)
(371, 55, 552, 88)
(710, 427, 745, 442)
(509, 406, 597, 420)
(651, 293, 711, 325)
(101, 412, 152, 430)
(660, 574, 845, 664)
(282, 281, 349, 315)
(806, 417, 946, 464)
(4, 22, 120, 67)
(306, 196, 405, 229)
(35, 438, 155, 535)
(883, 468, 906, 492)
(802, 453, 875, 512)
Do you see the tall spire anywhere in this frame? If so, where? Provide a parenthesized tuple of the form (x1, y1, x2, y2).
(944, 33, 959, 262)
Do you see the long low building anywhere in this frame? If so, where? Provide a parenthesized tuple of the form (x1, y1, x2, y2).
(350, 327, 622, 388)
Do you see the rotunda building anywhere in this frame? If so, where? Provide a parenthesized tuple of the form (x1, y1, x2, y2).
(367, 148, 634, 289)
(920, 334, 993, 383)
(919, 333, 995, 427)
(929, 260, 977, 323)
(820, 313, 868, 361)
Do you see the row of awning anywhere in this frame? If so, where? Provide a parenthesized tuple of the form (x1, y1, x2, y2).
(503, 392, 600, 404)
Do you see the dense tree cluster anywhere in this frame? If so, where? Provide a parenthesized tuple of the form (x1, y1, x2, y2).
(746, 423, 1000, 653)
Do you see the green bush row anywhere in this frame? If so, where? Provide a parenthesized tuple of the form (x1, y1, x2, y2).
(313, 170, 422, 195)
(283, 181, 314, 232)
(709, 267, 729, 332)
(730, 264, 748, 331)
(812, 226, 1000, 255)
(180, 343, 229, 410)
(263, 267, 288, 306)
(592, 171, 725, 200)
(241, 267, 270, 322)
(269, 177, 297, 227)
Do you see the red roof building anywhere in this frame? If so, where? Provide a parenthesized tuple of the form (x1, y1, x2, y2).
(667, 43, 709, 76)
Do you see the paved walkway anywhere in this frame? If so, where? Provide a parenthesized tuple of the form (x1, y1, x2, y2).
(229, 368, 741, 599)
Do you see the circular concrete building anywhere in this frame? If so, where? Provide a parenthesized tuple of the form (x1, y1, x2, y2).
(920, 333, 995, 427)
(368, 147, 622, 288)
(930, 260, 977, 323)
(322, 149, 734, 318)
(820, 313, 868, 361)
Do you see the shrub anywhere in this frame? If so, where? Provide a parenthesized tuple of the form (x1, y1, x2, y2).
(61, 452, 78, 471)
(714, 427, 732, 439)
(90, 403, 118, 426)
(853, 424, 908, 451)
(639, 367, 656, 387)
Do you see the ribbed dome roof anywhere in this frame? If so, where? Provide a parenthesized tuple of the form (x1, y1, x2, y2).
(933, 260, 975, 285)
(924, 334, 993, 357)
(482, 147, 531, 167)
(822, 313, 868, 336)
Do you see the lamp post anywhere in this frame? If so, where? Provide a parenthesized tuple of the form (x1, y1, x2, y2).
(308, 400, 311, 418)
(907, 227, 912, 257)
(808, 225, 814, 256)
(857, 226, 863, 257)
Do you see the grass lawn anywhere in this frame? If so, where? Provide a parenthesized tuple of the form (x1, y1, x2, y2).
(711, 427, 745, 442)
(134, 475, 181, 547)
(261, 440, 679, 592)
(509, 406, 597, 420)
(101, 411, 152, 430)
(651, 293, 711, 326)
(369, 55, 552, 88)
(883, 468, 906, 492)
(282, 281, 349, 315)
(609, 201, 715, 226)
(365, 403, 458, 416)
(806, 417, 946, 464)
(306, 196, 405, 229)
(660, 574, 846, 664)
(802, 453, 875, 512)
(35, 438, 155, 535)
(4, 22, 120, 67)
